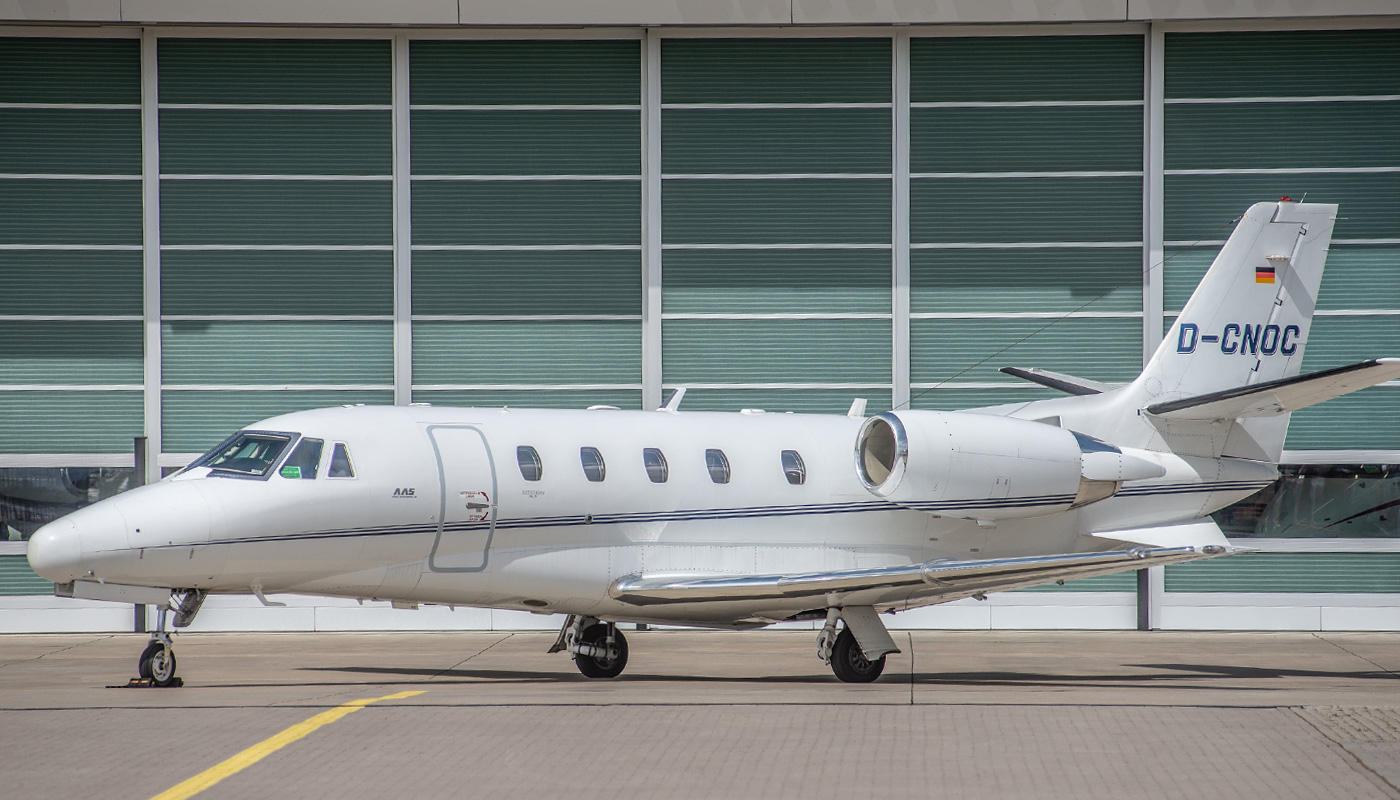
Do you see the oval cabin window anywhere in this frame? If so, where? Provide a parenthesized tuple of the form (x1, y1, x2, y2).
(642, 448, 668, 483)
(517, 446, 543, 481)
(781, 450, 806, 485)
(580, 447, 606, 482)
(705, 449, 730, 484)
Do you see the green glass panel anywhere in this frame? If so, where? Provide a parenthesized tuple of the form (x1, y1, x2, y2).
(410, 389, 643, 411)
(911, 248, 1142, 314)
(161, 180, 391, 245)
(0, 321, 141, 384)
(1300, 316, 1400, 374)
(679, 389, 892, 415)
(162, 390, 393, 453)
(412, 181, 639, 246)
(911, 176, 1141, 243)
(412, 110, 640, 175)
(412, 251, 640, 316)
(413, 320, 641, 385)
(661, 39, 890, 104)
(1286, 387, 1400, 451)
(1165, 552, 1400, 593)
(909, 386, 1062, 412)
(911, 106, 1141, 172)
(0, 37, 139, 104)
(0, 555, 52, 596)
(662, 109, 890, 174)
(662, 319, 890, 384)
(160, 109, 391, 175)
(159, 39, 390, 104)
(410, 40, 640, 105)
(910, 36, 1142, 103)
(162, 321, 392, 384)
(1162, 246, 1215, 313)
(1017, 572, 1138, 592)
(1314, 245, 1400, 312)
(1165, 102, 1400, 170)
(911, 317, 1141, 385)
(1164, 174, 1400, 242)
(0, 392, 142, 454)
(0, 109, 140, 174)
(663, 179, 890, 244)
(0, 179, 140, 245)
(0, 251, 141, 315)
(1214, 465, 1400, 540)
(663, 250, 891, 314)
(162, 251, 392, 316)
(1165, 30, 1400, 99)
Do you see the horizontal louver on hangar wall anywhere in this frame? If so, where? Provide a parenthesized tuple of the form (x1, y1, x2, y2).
(660, 38, 893, 415)
(1162, 29, 1400, 451)
(907, 35, 1144, 413)
(409, 40, 643, 411)
(0, 37, 143, 454)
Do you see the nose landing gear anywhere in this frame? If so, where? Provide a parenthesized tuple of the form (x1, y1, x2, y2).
(129, 589, 207, 688)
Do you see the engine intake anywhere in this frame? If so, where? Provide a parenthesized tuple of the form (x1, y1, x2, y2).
(855, 410, 1164, 521)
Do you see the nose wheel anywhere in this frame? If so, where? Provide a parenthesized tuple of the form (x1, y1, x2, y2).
(138, 638, 178, 686)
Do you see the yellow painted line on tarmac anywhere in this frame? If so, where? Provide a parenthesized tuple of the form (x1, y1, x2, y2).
(150, 689, 426, 800)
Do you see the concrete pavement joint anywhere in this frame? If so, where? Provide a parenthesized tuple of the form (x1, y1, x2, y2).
(0, 634, 116, 671)
(1314, 633, 1400, 679)
(425, 632, 515, 682)
(1292, 707, 1400, 800)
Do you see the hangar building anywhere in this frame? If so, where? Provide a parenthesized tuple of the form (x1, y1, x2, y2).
(1, 1, 1397, 632)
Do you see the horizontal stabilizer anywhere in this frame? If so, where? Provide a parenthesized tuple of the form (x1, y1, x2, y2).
(1145, 358, 1400, 420)
(610, 545, 1228, 607)
(1000, 367, 1113, 396)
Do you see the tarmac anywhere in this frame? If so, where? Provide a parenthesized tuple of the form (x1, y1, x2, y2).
(2, 629, 1399, 799)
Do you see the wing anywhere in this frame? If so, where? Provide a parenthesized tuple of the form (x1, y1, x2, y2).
(609, 544, 1229, 607)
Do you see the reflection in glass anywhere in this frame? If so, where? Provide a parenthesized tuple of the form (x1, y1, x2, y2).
(781, 450, 806, 486)
(580, 447, 606, 482)
(281, 438, 323, 480)
(328, 443, 355, 478)
(643, 448, 668, 484)
(191, 432, 292, 477)
(1215, 465, 1399, 538)
(0, 468, 136, 541)
(517, 446, 543, 482)
(705, 449, 731, 484)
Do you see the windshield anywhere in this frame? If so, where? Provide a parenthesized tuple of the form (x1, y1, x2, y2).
(192, 432, 294, 478)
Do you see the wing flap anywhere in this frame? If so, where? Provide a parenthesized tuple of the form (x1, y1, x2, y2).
(1146, 358, 1400, 420)
(609, 545, 1228, 606)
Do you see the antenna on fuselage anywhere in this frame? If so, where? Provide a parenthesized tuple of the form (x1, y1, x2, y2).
(847, 398, 867, 417)
(660, 387, 686, 412)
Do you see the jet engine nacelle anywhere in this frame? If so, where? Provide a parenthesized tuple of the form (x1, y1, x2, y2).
(854, 410, 1166, 521)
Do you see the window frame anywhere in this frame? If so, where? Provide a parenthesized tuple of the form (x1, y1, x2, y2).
(187, 429, 298, 482)
(580, 446, 606, 483)
(642, 447, 669, 484)
(781, 449, 806, 486)
(326, 441, 357, 480)
(517, 445, 544, 482)
(279, 437, 324, 480)
(705, 448, 731, 484)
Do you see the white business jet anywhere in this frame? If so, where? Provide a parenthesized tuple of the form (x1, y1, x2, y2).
(27, 200, 1400, 685)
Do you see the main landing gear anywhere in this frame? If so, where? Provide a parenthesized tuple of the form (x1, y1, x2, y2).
(817, 606, 901, 683)
(550, 615, 629, 679)
(134, 589, 207, 687)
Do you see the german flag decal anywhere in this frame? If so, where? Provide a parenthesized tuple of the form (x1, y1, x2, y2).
(1255, 265, 1276, 284)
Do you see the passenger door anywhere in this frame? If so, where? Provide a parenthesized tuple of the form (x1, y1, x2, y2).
(426, 425, 498, 572)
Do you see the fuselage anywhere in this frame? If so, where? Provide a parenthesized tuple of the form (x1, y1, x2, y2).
(27, 403, 1276, 627)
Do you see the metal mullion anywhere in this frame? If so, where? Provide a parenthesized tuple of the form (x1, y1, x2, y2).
(892, 31, 911, 411)
(392, 35, 413, 407)
(641, 29, 663, 412)
(140, 30, 162, 486)
(1143, 23, 1165, 366)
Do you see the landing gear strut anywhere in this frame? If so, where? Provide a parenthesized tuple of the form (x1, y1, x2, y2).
(817, 606, 898, 684)
(134, 589, 206, 687)
(550, 615, 630, 679)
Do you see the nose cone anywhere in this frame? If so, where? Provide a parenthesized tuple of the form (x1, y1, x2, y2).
(27, 518, 84, 583)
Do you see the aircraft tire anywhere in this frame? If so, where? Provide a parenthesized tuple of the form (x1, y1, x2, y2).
(137, 640, 161, 680)
(139, 641, 178, 686)
(573, 623, 628, 679)
(830, 627, 885, 683)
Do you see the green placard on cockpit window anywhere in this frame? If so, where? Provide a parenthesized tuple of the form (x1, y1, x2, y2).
(280, 465, 301, 479)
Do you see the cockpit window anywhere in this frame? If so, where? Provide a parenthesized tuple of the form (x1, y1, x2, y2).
(281, 438, 323, 479)
(193, 432, 292, 478)
(517, 446, 543, 481)
(580, 447, 606, 482)
(781, 450, 806, 486)
(705, 449, 730, 484)
(327, 443, 355, 478)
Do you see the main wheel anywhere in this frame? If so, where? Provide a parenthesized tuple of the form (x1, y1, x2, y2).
(573, 623, 628, 679)
(139, 641, 178, 686)
(830, 627, 885, 683)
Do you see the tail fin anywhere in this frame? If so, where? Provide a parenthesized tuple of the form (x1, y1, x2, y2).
(1115, 200, 1337, 461)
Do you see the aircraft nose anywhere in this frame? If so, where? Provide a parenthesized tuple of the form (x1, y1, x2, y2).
(27, 518, 84, 583)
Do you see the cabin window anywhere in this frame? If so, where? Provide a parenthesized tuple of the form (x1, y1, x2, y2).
(517, 446, 543, 481)
(781, 450, 806, 485)
(580, 447, 606, 482)
(705, 449, 730, 484)
(327, 443, 356, 478)
(280, 438, 323, 479)
(643, 448, 668, 483)
(194, 431, 292, 478)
